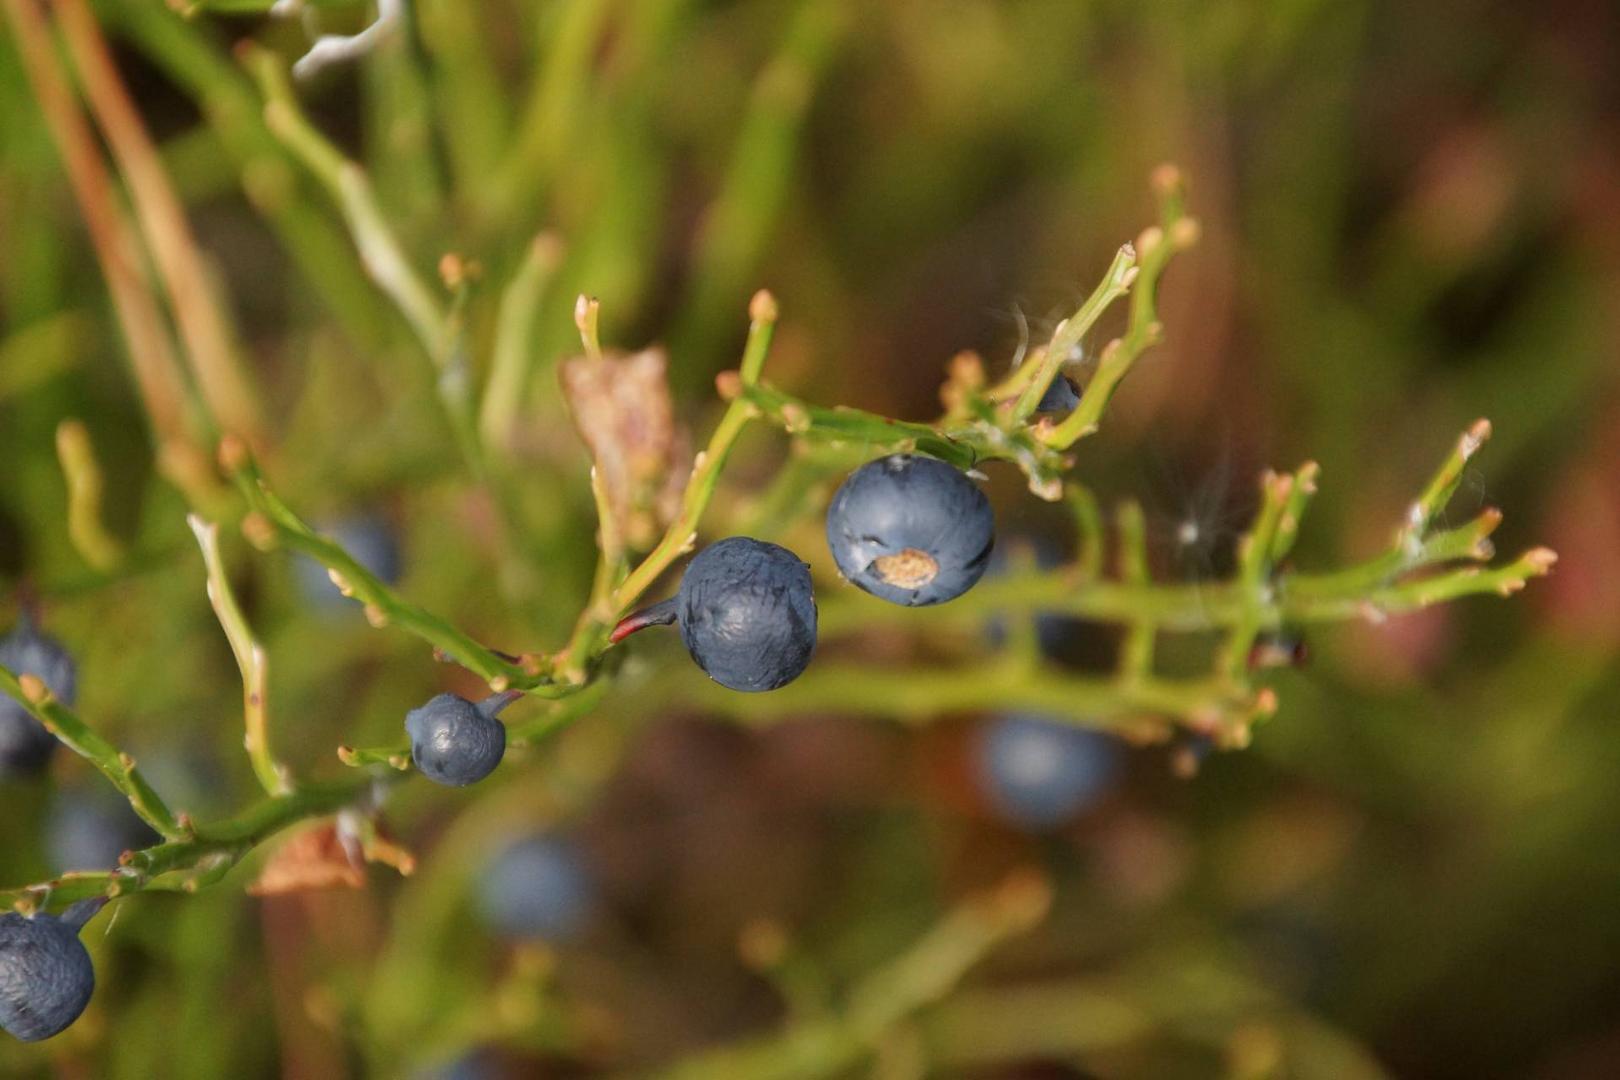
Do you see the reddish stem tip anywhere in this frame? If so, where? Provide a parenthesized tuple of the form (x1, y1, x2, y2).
(610, 598, 679, 644)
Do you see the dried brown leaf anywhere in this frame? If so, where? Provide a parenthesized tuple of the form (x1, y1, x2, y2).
(560, 347, 690, 549)
(247, 822, 365, 896)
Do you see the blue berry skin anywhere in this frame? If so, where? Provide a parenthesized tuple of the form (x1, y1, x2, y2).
(477, 837, 592, 941)
(293, 516, 401, 609)
(0, 910, 96, 1042)
(0, 620, 76, 779)
(981, 539, 1082, 660)
(411, 1051, 497, 1080)
(974, 715, 1124, 829)
(46, 791, 160, 873)
(825, 454, 995, 606)
(405, 693, 508, 787)
(676, 537, 817, 692)
(1034, 373, 1080, 413)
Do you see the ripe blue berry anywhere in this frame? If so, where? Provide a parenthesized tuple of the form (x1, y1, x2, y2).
(1035, 373, 1080, 413)
(613, 537, 817, 692)
(405, 692, 515, 787)
(411, 1051, 497, 1080)
(974, 715, 1124, 829)
(0, 617, 76, 779)
(46, 790, 160, 873)
(294, 515, 401, 609)
(477, 836, 592, 941)
(981, 538, 1085, 661)
(0, 900, 101, 1042)
(825, 454, 994, 606)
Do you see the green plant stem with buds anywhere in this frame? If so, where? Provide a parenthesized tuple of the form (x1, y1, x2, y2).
(0, 166, 1555, 924)
(0, 667, 188, 842)
(188, 513, 290, 796)
(221, 438, 563, 695)
(1010, 242, 1139, 421)
(0, 769, 370, 911)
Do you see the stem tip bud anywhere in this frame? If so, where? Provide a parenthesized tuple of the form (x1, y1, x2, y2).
(749, 289, 779, 323)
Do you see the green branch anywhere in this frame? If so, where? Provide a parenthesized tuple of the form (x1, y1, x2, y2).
(0, 777, 371, 913)
(246, 47, 453, 364)
(55, 419, 124, 572)
(1, 165, 1554, 934)
(220, 438, 566, 695)
(0, 666, 187, 841)
(607, 291, 783, 617)
(1044, 166, 1198, 449)
(1010, 243, 1138, 420)
(188, 513, 291, 795)
(793, 420, 1554, 742)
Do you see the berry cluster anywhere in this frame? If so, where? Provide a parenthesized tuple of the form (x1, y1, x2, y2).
(610, 452, 997, 692)
(405, 452, 998, 784)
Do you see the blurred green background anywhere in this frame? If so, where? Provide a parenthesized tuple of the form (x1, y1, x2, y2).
(2, 0, 1618, 1076)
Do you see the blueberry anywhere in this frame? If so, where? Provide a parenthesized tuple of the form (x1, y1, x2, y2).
(0, 617, 76, 779)
(294, 515, 401, 609)
(1034, 373, 1081, 413)
(825, 454, 994, 606)
(128, 742, 227, 820)
(612, 536, 817, 692)
(46, 789, 160, 873)
(476, 836, 592, 941)
(0, 900, 102, 1042)
(405, 692, 515, 787)
(982, 538, 1084, 659)
(974, 714, 1124, 829)
(411, 1050, 497, 1080)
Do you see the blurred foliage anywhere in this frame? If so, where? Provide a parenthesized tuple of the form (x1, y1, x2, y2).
(1, 0, 1618, 1077)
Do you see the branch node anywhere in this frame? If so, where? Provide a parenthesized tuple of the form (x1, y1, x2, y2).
(18, 673, 50, 705)
(241, 512, 277, 551)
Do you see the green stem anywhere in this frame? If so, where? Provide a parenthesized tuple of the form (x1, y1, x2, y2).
(657, 874, 1050, 1080)
(1268, 460, 1321, 564)
(1043, 168, 1198, 449)
(1010, 243, 1137, 419)
(687, 656, 1241, 732)
(224, 444, 566, 695)
(1067, 483, 1105, 580)
(1115, 501, 1155, 684)
(188, 514, 291, 795)
(478, 231, 563, 450)
(0, 665, 187, 840)
(608, 292, 780, 615)
(55, 419, 124, 572)
(1219, 469, 1295, 680)
(247, 48, 454, 364)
